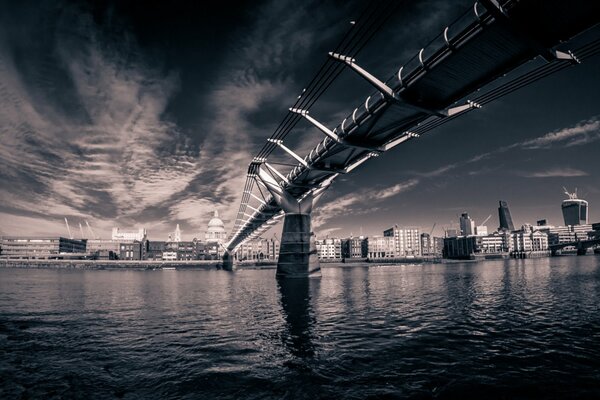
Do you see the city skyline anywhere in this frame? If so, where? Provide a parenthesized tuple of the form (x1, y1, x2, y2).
(1, 0, 599, 240)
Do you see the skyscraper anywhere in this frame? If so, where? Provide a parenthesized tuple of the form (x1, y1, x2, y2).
(459, 213, 475, 236)
(561, 188, 588, 226)
(498, 201, 515, 232)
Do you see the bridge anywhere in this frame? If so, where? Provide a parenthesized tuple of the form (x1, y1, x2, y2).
(223, 0, 600, 277)
(550, 233, 600, 256)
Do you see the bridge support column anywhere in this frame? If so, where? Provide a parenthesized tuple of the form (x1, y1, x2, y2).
(222, 251, 236, 271)
(277, 213, 321, 278)
(255, 165, 334, 279)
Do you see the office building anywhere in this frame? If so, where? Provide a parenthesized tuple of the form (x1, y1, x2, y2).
(342, 236, 368, 259)
(368, 235, 395, 259)
(86, 239, 120, 255)
(562, 189, 588, 226)
(459, 213, 475, 236)
(0, 237, 87, 259)
(510, 225, 549, 252)
(383, 225, 421, 257)
(498, 200, 515, 231)
(316, 238, 342, 260)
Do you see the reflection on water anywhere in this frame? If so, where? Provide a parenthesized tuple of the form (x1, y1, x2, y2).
(277, 277, 317, 359)
(1, 256, 600, 399)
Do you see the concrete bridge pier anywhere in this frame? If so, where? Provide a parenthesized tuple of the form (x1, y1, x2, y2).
(277, 213, 320, 278)
(255, 165, 332, 278)
(221, 250, 236, 271)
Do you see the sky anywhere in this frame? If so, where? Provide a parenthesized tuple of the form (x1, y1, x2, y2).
(0, 0, 599, 241)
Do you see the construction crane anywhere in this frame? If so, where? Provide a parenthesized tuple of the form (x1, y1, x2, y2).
(85, 220, 99, 239)
(481, 214, 492, 226)
(64, 218, 73, 239)
(79, 222, 85, 239)
(429, 223, 437, 236)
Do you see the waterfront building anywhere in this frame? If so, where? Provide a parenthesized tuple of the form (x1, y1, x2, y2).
(420, 234, 444, 257)
(119, 242, 142, 260)
(444, 232, 512, 259)
(0, 237, 87, 259)
(459, 213, 475, 236)
(443, 236, 480, 259)
(498, 200, 515, 231)
(112, 227, 147, 242)
(420, 233, 432, 256)
(236, 240, 263, 261)
(342, 236, 368, 259)
(316, 238, 342, 260)
(147, 241, 167, 260)
(265, 238, 280, 261)
(562, 189, 588, 226)
(537, 224, 593, 246)
(367, 235, 395, 259)
(383, 225, 421, 257)
(162, 251, 177, 261)
(510, 225, 549, 253)
(86, 239, 120, 255)
(479, 233, 510, 253)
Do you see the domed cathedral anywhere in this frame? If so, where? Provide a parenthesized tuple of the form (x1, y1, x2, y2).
(205, 210, 227, 258)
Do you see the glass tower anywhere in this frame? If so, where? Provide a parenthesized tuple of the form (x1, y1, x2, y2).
(498, 200, 515, 231)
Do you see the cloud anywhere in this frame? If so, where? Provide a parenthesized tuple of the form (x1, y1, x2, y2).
(521, 117, 600, 149)
(313, 179, 419, 228)
(0, 0, 339, 239)
(519, 167, 589, 178)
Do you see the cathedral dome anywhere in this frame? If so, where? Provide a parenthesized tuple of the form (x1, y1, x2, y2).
(207, 210, 225, 229)
(206, 210, 226, 243)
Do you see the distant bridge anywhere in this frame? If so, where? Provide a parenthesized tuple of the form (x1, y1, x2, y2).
(550, 236, 600, 256)
(224, 0, 600, 276)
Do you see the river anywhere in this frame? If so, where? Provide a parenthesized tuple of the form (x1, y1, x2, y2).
(1, 256, 600, 399)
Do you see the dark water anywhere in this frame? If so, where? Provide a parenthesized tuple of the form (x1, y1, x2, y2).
(2, 257, 600, 399)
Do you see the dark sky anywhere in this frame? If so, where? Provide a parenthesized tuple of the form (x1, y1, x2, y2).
(1, 0, 599, 240)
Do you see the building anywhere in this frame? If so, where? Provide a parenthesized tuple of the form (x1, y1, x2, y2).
(316, 238, 342, 260)
(86, 239, 120, 255)
(479, 233, 510, 253)
(562, 189, 588, 226)
(445, 228, 460, 238)
(510, 225, 549, 253)
(342, 236, 368, 259)
(265, 238, 280, 261)
(475, 225, 488, 236)
(538, 224, 593, 246)
(444, 232, 512, 259)
(368, 235, 395, 259)
(112, 227, 147, 242)
(205, 211, 227, 258)
(498, 200, 515, 231)
(147, 241, 167, 260)
(0, 237, 87, 259)
(459, 213, 475, 236)
(443, 236, 480, 259)
(119, 242, 142, 260)
(383, 225, 420, 257)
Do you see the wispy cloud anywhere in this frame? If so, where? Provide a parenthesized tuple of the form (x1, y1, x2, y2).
(521, 117, 600, 149)
(313, 179, 419, 228)
(518, 167, 589, 178)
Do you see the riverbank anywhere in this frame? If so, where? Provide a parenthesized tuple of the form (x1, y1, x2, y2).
(1, 257, 445, 270)
(0, 259, 223, 270)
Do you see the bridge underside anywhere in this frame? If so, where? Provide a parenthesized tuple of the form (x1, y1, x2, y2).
(225, 0, 600, 275)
